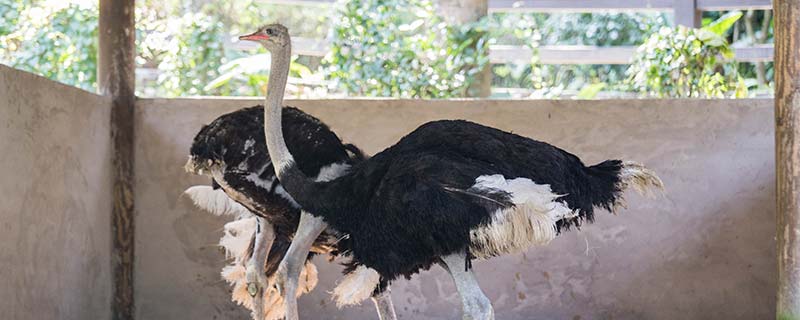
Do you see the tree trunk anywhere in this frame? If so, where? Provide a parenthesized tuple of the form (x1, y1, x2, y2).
(775, 1, 800, 319)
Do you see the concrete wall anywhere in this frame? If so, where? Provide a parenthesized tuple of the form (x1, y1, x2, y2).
(135, 97, 776, 320)
(0, 65, 113, 319)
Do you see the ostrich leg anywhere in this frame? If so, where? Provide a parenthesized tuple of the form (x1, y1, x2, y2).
(275, 211, 328, 320)
(246, 217, 275, 320)
(441, 252, 494, 320)
(371, 287, 397, 320)
(277, 212, 399, 320)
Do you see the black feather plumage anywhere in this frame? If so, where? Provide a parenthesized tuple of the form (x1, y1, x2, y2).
(278, 119, 627, 281)
(188, 105, 363, 273)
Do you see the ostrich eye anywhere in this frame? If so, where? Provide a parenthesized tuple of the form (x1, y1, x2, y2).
(265, 29, 274, 36)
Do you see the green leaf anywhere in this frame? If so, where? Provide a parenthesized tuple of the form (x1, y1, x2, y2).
(735, 76, 749, 98)
(204, 68, 239, 91)
(576, 82, 606, 99)
(702, 11, 743, 36)
(290, 62, 314, 79)
(720, 46, 734, 59)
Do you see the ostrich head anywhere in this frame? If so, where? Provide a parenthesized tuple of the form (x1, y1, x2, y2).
(239, 23, 290, 49)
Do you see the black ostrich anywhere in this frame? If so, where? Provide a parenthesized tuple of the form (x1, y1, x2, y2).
(241, 24, 663, 320)
(184, 105, 396, 320)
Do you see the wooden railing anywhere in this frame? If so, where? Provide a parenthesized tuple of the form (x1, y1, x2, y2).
(246, 0, 774, 65)
(232, 39, 774, 65)
(260, 0, 772, 11)
(136, 0, 775, 89)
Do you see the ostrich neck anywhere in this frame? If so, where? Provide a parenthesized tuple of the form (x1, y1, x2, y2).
(263, 42, 319, 208)
(264, 43, 294, 176)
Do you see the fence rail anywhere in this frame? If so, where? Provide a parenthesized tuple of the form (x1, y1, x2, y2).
(233, 38, 774, 65)
(247, 0, 773, 65)
(494, 44, 774, 64)
(258, 0, 773, 11)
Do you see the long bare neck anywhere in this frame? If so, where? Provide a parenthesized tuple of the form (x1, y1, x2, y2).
(263, 40, 318, 206)
(264, 43, 295, 175)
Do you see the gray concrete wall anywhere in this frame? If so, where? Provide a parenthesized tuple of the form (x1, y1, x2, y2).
(135, 97, 776, 320)
(0, 65, 113, 319)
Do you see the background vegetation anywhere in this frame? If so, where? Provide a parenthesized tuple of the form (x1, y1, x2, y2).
(327, 0, 489, 98)
(627, 12, 748, 98)
(0, 0, 774, 98)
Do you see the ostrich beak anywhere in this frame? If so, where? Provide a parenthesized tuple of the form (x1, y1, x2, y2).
(239, 32, 269, 42)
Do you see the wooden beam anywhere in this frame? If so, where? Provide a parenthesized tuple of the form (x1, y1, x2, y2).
(256, 0, 772, 11)
(98, 0, 135, 319)
(491, 44, 773, 64)
(697, 0, 773, 10)
(234, 39, 774, 64)
(776, 1, 800, 319)
(489, 0, 673, 11)
(733, 44, 775, 62)
(490, 45, 636, 64)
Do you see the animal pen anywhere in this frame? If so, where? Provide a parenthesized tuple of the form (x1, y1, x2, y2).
(0, 0, 797, 319)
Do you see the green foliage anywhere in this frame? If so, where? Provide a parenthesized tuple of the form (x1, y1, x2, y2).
(326, 0, 490, 98)
(0, 1, 771, 99)
(0, 0, 98, 91)
(487, 12, 540, 91)
(0, 0, 24, 35)
(540, 12, 666, 46)
(576, 82, 606, 99)
(155, 13, 227, 96)
(489, 12, 668, 98)
(704, 11, 744, 36)
(627, 13, 747, 98)
(1, 0, 328, 97)
(204, 52, 316, 96)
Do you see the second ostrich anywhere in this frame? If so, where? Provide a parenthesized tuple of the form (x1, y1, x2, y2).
(243, 24, 663, 319)
(184, 105, 395, 320)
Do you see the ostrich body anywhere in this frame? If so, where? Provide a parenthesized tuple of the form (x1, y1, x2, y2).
(184, 105, 395, 320)
(241, 24, 663, 319)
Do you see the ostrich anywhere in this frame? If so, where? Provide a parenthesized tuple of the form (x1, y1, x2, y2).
(241, 24, 663, 319)
(184, 105, 396, 320)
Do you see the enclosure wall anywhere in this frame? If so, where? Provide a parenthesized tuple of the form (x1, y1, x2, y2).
(0, 65, 113, 319)
(135, 98, 775, 320)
